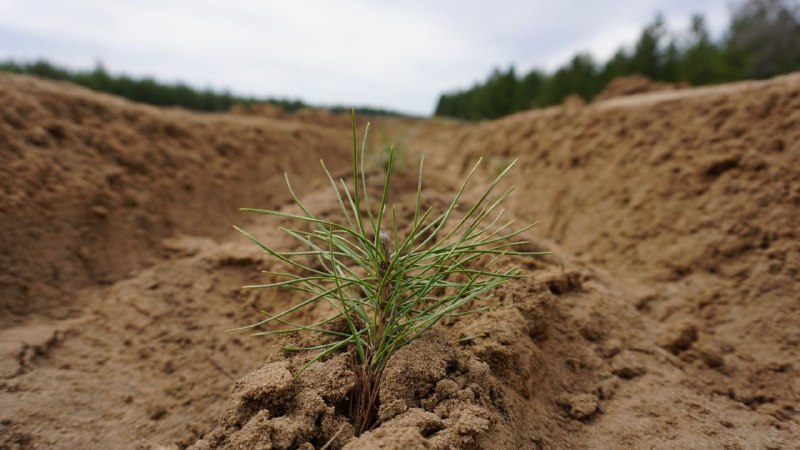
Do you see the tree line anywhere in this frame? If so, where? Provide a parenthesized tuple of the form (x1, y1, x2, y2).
(0, 60, 406, 116)
(435, 0, 800, 120)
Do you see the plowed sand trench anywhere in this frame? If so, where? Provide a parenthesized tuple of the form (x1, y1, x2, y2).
(1, 73, 799, 449)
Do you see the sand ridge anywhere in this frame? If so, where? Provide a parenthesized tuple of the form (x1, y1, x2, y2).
(1, 72, 798, 449)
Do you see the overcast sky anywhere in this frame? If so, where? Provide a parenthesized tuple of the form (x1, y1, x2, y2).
(0, 0, 732, 115)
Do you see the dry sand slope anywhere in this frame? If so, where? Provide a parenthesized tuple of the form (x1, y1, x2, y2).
(0, 72, 799, 449)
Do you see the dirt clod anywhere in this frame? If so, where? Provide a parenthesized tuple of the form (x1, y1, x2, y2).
(558, 393, 599, 420)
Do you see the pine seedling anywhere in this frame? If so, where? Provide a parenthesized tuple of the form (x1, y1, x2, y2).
(232, 112, 545, 433)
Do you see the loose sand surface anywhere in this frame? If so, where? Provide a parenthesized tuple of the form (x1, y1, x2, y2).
(1, 72, 798, 449)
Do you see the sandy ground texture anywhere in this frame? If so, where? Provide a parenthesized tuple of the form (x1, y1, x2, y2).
(1, 72, 799, 449)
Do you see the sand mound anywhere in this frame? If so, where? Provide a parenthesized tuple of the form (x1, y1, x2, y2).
(0, 73, 352, 326)
(594, 74, 686, 101)
(415, 73, 800, 445)
(1, 72, 799, 449)
(230, 103, 353, 129)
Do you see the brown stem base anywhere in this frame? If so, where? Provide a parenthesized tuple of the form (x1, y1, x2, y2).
(351, 361, 381, 435)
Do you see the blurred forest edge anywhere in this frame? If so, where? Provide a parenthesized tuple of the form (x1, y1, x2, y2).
(0, 60, 409, 118)
(435, 0, 800, 120)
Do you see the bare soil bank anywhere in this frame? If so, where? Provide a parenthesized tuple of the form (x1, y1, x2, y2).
(1, 72, 798, 449)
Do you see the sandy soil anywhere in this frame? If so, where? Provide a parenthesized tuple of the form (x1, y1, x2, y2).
(1, 72, 798, 449)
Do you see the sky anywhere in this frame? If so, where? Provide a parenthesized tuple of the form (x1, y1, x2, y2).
(0, 0, 732, 115)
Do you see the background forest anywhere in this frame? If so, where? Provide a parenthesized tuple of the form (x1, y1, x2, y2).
(435, 0, 800, 120)
(2, 0, 797, 119)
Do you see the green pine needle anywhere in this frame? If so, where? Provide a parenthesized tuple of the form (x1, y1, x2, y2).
(232, 112, 547, 381)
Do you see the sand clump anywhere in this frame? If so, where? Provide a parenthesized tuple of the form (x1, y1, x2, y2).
(1, 71, 799, 448)
(190, 330, 503, 450)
